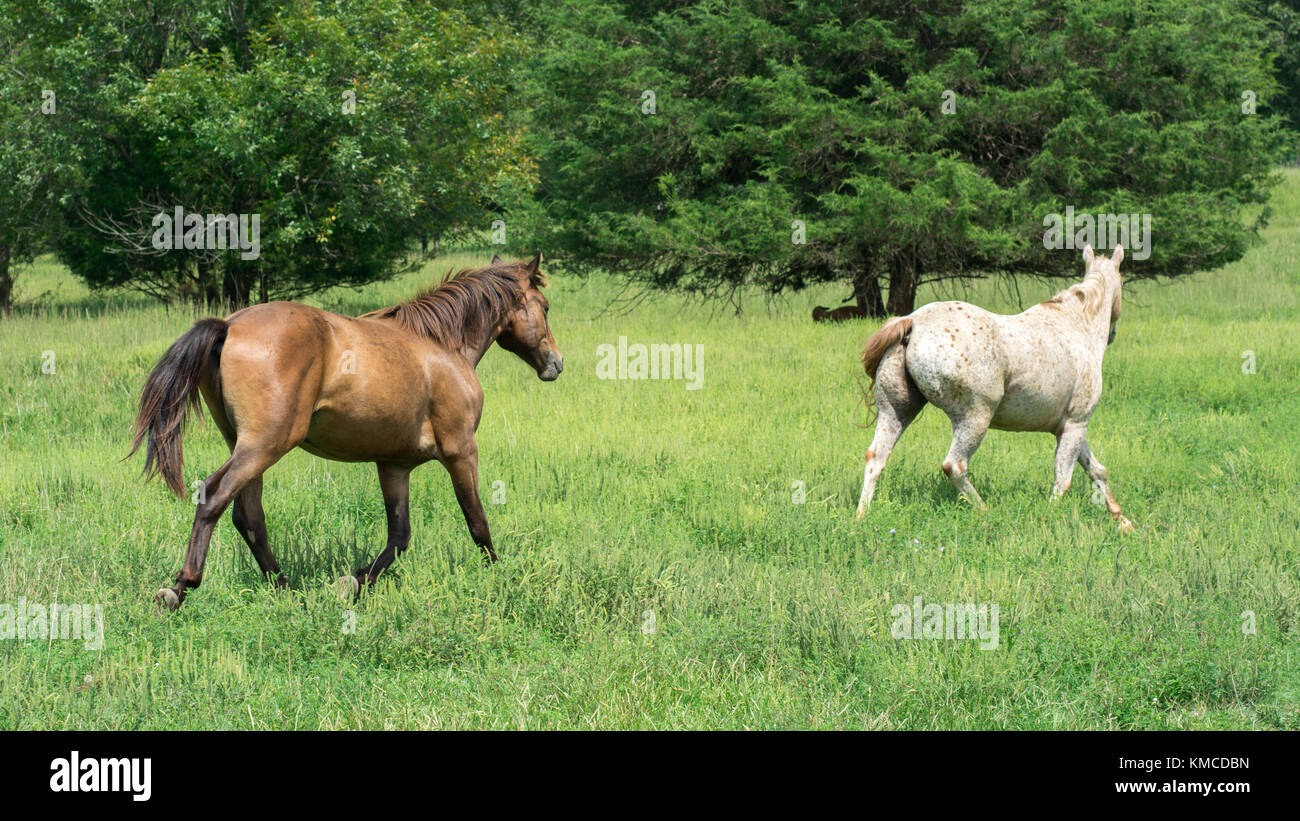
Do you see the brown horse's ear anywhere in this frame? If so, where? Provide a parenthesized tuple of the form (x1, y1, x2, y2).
(526, 253, 546, 287)
(1082, 244, 1094, 266)
(491, 253, 503, 265)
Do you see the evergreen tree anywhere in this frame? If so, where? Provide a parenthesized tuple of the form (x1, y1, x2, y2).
(515, 0, 1288, 315)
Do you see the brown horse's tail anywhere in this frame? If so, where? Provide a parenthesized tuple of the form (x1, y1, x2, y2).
(128, 318, 228, 497)
(860, 316, 913, 400)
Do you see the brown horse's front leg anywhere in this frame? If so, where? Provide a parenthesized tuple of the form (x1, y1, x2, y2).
(340, 463, 412, 598)
(443, 446, 497, 562)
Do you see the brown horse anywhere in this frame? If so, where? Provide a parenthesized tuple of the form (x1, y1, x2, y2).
(129, 254, 562, 610)
(812, 304, 868, 323)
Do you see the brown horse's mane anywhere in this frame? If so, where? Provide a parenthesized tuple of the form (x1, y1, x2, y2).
(364, 261, 546, 346)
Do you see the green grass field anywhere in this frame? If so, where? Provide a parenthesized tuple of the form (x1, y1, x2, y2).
(2, 173, 1298, 730)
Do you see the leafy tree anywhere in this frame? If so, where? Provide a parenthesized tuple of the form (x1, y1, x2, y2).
(3, 0, 533, 307)
(514, 0, 1289, 315)
(0, 73, 40, 311)
(1259, 0, 1300, 148)
(0, 9, 64, 311)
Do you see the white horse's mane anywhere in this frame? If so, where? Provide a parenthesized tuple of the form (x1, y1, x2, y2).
(1047, 264, 1111, 320)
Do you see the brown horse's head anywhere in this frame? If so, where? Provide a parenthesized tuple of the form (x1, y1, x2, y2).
(371, 254, 564, 378)
(494, 253, 564, 381)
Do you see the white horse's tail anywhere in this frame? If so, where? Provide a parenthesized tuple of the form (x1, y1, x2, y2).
(859, 316, 913, 424)
(860, 316, 913, 386)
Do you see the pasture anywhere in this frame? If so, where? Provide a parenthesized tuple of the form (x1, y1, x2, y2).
(0, 172, 1297, 730)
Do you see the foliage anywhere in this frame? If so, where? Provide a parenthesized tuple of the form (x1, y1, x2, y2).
(513, 0, 1289, 314)
(1259, 0, 1300, 144)
(1, 0, 534, 306)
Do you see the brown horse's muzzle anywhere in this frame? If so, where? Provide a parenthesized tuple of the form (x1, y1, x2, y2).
(539, 352, 564, 381)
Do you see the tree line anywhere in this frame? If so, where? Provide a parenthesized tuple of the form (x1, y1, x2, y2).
(1, 0, 1296, 315)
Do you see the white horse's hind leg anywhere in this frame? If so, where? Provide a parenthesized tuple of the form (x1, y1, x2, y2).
(1051, 422, 1088, 497)
(941, 410, 992, 509)
(855, 406, 916, 517)
(856, 345, 925, 518)
(1078, 441, 1134, 533)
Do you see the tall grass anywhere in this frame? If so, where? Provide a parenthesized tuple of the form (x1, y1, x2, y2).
(0, 173, 1297, 729)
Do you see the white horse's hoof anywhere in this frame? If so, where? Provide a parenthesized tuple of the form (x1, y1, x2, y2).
(337, 575, 360, 601)
(155, 588, 180, 611)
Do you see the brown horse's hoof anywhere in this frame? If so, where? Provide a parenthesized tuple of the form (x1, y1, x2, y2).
(1116, 516, 1135, 534)
(155, 588, 180, 611)
(337, 575, 360, 601)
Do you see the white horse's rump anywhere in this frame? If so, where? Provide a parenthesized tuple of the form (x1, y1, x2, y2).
(856, 244, 1133, 532)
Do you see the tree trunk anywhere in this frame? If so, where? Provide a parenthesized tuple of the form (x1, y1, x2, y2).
(192, 259, 220, 306)
(852, 270, 886, 318)
(0, 245, 12, 313)
(886, 259, 918, 316)
(223, 263, 250, 309)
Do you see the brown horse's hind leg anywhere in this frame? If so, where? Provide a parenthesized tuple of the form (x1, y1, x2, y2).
(157, 443, 289, 610)
(207, 391, 287, 589)
(342, 463, 413, 595)
(231, 476, 287, 588)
